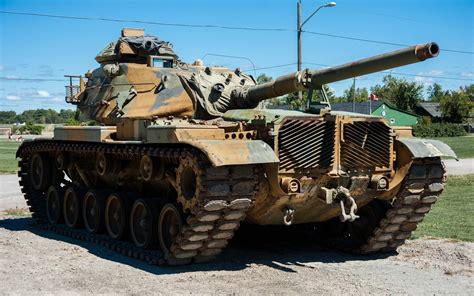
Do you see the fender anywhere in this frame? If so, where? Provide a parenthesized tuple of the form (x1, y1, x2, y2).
(396, 137, 458, 160)
(181, 139, 280, 167)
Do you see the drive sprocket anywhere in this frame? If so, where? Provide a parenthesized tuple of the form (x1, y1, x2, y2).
(175, 153, 203, 214)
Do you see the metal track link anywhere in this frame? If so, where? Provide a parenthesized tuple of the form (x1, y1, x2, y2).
(17, 139, 259, 265)
(357, 157, 446, 254)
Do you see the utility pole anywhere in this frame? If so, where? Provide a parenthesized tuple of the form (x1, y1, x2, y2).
(369, 93, 372, 114)
(352, 77, 356, 112)
(296, 1, 337, 106)
(297, 0, 303, 102)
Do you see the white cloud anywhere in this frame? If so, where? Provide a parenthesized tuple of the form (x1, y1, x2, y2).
(5, 75, 18, 79)
(37, 90, 50, 97)
(428, 70, 443, 76)
(0, 65, 3, 71)
(462, 72, 473, 78)
(413, 73, 434, 86)
(6, 95, 21, 101)
(50, 97, 63, 102)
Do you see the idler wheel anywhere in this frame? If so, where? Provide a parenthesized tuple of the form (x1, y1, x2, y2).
(105, 193, 128, 239)
(176, 154, 202, 213)
(45, 186, 64, 224)
(130, 199, 158, 248)
(63, 187, 83, 228)
(158, 203, 183, 254)
(83, 190, 106, 233)
(29, 153, 52, 191)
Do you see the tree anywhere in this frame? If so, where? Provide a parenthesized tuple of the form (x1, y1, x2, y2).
(256, 73, 272, 84)
(10, 108, 77, 124)
(340, 86, 369, 103)
(440, 89, 472, 123)
(370, 75, 423, 111)
(460, 84, 474, 101)
(58, 109, 76, 122)
(426, 83, 445, 102)
(0, 111, 17, 124)
(286, 85, 335, 110)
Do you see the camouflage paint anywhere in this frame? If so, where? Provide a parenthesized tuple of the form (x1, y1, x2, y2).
(55, 29, 455, 225)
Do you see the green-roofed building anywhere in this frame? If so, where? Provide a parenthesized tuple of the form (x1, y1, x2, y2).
(331, 101, 420, 126)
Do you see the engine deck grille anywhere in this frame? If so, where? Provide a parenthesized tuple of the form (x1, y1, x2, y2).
(278, 119, 335, 171)
(341, 121, 392, 169)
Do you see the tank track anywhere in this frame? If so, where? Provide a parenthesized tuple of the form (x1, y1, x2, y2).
(357, 157, 446, 254)
(17, 140, 258, 265)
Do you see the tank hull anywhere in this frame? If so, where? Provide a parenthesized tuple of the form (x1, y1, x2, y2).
(16, 109, 455, 265)
(18, 29, 451, 265)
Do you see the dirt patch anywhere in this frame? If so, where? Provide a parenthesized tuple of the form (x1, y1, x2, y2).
(392, 237, 473, 276)
(0, 216, 472, 295)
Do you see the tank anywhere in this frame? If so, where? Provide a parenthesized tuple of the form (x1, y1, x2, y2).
(17, 28, 457, 265)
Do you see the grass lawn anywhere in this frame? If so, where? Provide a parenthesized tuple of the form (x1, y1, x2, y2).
(0, 139, 20, 174)
(411, 174, 474, 242)
(433, 136, 474, 159)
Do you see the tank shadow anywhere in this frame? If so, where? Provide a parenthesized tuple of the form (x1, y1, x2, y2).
(0, 217, 396, 275)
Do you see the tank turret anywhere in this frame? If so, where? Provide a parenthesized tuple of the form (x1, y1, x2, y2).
(66, 29, 439, 124)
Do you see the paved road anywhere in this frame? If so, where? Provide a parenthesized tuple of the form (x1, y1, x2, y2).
(0, 174, 26, 210)
(443, 158, 474, 176)
(1, 158, 472, 211)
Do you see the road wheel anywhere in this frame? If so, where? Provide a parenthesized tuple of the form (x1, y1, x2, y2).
(130, 199, 159, 248)
(140, 155, 165, 181)
(105, 193, 128, 239)
(54, 151, 68, 171)
(83, 190, 106, 233)
(29, 153, 51, 191)
(63, 187, 83, 228)
(45, 186, 63, 224)
(158, 203, 183, 254)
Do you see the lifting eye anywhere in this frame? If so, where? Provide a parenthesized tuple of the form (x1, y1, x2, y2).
(212, 83, 225, 94)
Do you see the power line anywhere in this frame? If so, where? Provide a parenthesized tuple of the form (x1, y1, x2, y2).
(382, 71, 474, 81)
(0, 76, 63, 82)
(0, 10, 472, 55)
(0, 10, 292, 32)
(251, 63, 298, 71)
(201, 53, 257, 76)
(303, 30, 473, 54)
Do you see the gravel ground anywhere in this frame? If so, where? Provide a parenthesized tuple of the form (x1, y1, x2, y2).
(0, 216, 472, 295)
(0, 160, 473, 295)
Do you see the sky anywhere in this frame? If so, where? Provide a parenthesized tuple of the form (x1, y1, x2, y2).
(0, 0, 473, 113)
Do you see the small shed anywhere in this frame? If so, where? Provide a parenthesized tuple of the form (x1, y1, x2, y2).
(331, 101, 419, 126)
(414, 102, 442, 121)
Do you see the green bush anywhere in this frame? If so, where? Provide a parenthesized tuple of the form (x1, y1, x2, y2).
(64, 118, 81, 126)
(413, 123, 467, 137)
(17, 122, 44, 135)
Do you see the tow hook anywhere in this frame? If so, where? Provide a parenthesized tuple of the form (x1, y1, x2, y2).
(283, 207, 295, 226)
(336, 186, 360, 222)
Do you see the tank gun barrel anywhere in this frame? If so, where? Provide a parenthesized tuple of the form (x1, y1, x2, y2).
(237, 43, 439, 105)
